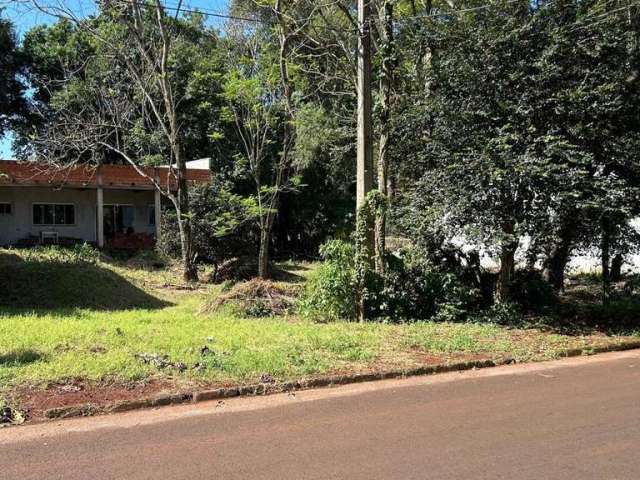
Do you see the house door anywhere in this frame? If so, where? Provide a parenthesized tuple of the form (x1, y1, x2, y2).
(103, 205, 135, 238)
(0, 203, 13, 246)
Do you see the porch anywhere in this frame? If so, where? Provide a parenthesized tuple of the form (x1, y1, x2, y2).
(0, 185, 160, 248)
(0, 161, 210, 248)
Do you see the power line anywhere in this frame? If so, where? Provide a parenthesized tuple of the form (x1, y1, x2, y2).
(23, 0, 638, 40)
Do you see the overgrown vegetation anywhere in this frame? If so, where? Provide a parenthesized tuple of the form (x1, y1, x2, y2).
(0, 246, 168, 310)
(4, 0, 640, 307)
(2, 0, 640, 421)
(299, 239, 481, 322)
(1, 248, 638, 404)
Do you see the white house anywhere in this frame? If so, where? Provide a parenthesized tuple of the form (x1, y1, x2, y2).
(0, 160, 210, 248)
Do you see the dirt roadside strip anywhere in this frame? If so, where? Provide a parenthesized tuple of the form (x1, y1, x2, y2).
(36, 338, 640, 422)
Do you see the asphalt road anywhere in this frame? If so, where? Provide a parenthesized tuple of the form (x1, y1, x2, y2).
(3, 350, 640, 480)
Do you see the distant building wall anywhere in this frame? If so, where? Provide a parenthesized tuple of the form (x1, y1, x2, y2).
(0, 185, 155, 246)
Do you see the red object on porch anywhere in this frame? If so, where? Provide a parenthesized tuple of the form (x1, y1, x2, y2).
(108, 233, 155, 250)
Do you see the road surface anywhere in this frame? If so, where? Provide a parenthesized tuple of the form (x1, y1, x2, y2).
(3, 350, 640, 479)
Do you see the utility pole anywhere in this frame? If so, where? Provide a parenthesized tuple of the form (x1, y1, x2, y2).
(356, 0, 374, 322)
(357, 0, 374, 239)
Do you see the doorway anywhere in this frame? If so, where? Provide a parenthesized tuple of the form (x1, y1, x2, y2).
(103, 204, 135, 239)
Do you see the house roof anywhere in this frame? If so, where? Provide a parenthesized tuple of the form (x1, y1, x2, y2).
(0, 160, 210, 190)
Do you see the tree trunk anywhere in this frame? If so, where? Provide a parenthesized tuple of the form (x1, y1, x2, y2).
(258, 227, 270, 279)
(525, 237, 541, 271)
(601, 214, 611, 305)
(542, 214, 579, 292)
(611, 253, 624, 282)
(374, 0, 394, 275)
(258, 207, 277, 279)
(356, 0, 374, 322)
(496, 220, 517, 303)
(176, 165, 198, 282)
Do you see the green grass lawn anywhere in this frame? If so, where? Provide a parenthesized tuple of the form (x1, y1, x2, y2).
(1, 248, 638, 400)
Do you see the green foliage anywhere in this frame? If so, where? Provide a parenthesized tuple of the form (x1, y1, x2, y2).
(300, 240, 480, 322)
(158, 183, 258, 265)
(576, 297, 640, 334)
(19, 244, 100, 265)
(380, 248, 481, 322)
(298, 240, 356, 321)
(292, 103, 337, 169)
(509, 270, 558, 313)
(17, 12, 228, 163)
(473, 302, 524, 326)
(0, 13, 28, 138)
(8, 0, 640, 320)
(394, 0, 640, 300)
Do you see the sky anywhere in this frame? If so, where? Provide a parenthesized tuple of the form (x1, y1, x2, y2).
(0, 0, 229, 159)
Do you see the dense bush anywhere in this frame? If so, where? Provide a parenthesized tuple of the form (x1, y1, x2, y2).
(298, 240, 356, 321)
(379, 248, 481, 321)
(299, 240, 480, 322)
(509, 270, 558, 313)
(472, 302, 524, 326)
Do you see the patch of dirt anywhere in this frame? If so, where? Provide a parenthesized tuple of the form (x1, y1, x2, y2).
(12, 380, 179, 421)
(410, 349, 497, 366)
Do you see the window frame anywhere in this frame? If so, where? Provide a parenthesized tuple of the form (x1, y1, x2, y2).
(0, 202, 12, 215)
(32, 202, 76, 226)
(103, 204, 135, 220)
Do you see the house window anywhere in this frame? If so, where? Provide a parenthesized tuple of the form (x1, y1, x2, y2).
(33, 204, 75, 225)
(148, 205, 156, 226)
(0, 203, 11, 215)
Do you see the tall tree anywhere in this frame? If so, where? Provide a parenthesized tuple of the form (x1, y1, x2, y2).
(0, 13, 28, 143)
(24, 0, 225, 281)
(374, 0, 396, 274)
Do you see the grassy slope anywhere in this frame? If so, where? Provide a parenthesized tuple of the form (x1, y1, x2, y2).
(0, 249, 638, 391)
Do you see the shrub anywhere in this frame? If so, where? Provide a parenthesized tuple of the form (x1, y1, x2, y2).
(623, 274, 640, 297)
(473, 302, 523, 325)
(298, 240, 356, 321)
(509, 269, 557, 313)
(299, 241, 480, 322)
(578, 297, 640, 334)
(379, 247, 481, 321)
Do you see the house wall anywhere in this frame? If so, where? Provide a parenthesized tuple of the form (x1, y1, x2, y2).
(0, 185, 155, 246)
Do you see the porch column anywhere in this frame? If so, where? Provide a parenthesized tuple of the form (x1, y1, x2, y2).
(154, 188, 161, 241)
(97, 169, 104, 248)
